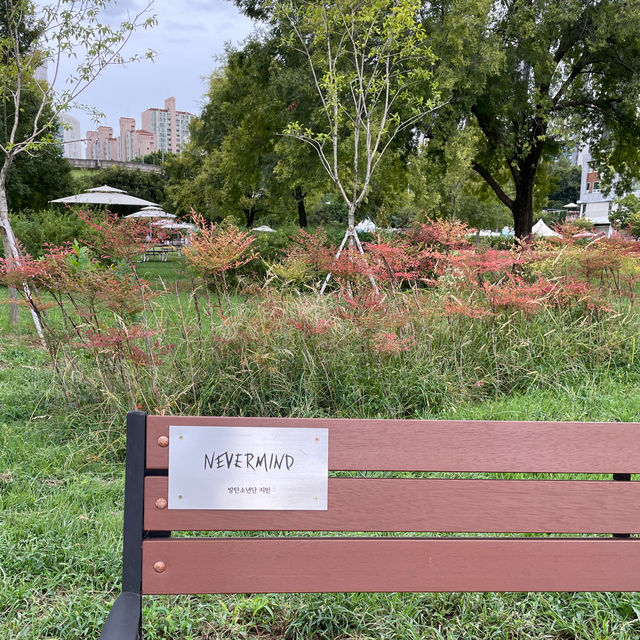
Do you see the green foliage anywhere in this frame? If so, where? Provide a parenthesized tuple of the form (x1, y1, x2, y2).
(7, 208, 90, 257)
(545, 155, 582, 212)
(77, 166, 168, 208)
(612, 193, 640, 237)
(167, 38, 322, 228)
(5, 145, 73, 212)
(421, 0, 640, 236)
(409, 128, 512, 230)
(1, 68, 74, 211)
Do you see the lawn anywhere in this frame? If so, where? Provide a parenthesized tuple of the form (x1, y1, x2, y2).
(3, 244, 640, 639)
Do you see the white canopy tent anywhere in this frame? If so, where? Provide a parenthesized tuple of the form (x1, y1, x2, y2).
(50, 185, 158, 207)
(125, 205, 176, 219)
(532, 219, 561, 237)
(355, 218, 376, 233)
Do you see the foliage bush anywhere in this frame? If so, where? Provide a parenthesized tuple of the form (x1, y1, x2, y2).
(3, 215, 640, 435)
(6, 208, 91, 258)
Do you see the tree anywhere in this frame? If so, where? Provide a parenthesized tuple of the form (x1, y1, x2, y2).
(4, 136, 73, 211)
(274, 0, 440, 236)
(544, 155, 582, 213)
(166, 42, 277, 227)
(0, 32, 73, 212)
(611, 193, 640, 237)
(0, 0, 155, 333)
(168, 38, 325, 228)
(78, 165, 168, 210)
(422, 0, 640, 237)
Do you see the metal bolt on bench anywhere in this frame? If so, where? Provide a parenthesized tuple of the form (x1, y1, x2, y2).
(99, 411, 640, 639)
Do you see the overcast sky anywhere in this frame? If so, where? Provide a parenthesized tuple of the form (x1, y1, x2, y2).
(57, 0, 256, 137)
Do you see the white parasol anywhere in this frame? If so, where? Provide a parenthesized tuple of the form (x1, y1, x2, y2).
(50, 185, 158, 207)
(152, 220, 196, 231)
(125, 205, 176, 219)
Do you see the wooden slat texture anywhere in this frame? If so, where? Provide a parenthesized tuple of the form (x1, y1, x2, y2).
(144, 476, 640, 534)
(142, 538, 640, 594)
(145, 416, 640, 473)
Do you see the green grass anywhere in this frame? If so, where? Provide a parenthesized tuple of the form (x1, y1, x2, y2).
(3, 281, 640, 639)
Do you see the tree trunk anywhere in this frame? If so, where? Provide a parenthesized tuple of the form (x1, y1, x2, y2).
(0, 182, 45, 340)
(294, 186, 307, 228)
(347, 203, 356, 247)
(510, 163, 538, 239)
(243, 205, 256, 228)
(0, 184, 19, 326)
(0, 230, 19, 326)
(511, 188, 535, 239)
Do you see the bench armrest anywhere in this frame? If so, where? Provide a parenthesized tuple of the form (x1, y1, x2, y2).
(99, 591, 141, 640)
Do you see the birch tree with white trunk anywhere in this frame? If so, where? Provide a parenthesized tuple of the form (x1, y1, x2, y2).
(0, 0, 155, 335)
(274, 0, 441, 237)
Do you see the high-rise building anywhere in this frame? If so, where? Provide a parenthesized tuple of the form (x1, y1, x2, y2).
(58, 113, 84, 159)
(86, 96, 191, 160)
(119, 117, 136, 161)
(86, 120, 157, 162)
(86, 126, 118, 161)
(141, 97, 194, 154)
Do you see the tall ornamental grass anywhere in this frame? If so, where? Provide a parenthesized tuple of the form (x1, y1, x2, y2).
(2, 214, 640, 449)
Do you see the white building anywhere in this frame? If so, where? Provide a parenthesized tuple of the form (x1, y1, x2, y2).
(577, 147, 640, 235)
(58, 113, 84, 159)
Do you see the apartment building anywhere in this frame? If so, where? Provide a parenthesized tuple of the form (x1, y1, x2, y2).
(119, 117, 157, 161)
(86, 96, 192, 160)
(141, 97, 195, 154)
(86, 126, 119, 161)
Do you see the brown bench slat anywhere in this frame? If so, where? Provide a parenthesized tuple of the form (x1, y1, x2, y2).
(142, 538, 640, 594)
(146, 416, 640, 473)
(144, 476, 640, 534)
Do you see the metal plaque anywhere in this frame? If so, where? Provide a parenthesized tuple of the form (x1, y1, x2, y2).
(168, 425, 328, 510)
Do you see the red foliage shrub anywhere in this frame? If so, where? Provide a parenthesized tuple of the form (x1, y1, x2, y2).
(74, 325, 174, 366)
(364, 242, 421, 282)
(183, 213, 257, 277)
(404, 219, 475, 251)
(285, 228, 332, 273)
(76, 210, 150, 264)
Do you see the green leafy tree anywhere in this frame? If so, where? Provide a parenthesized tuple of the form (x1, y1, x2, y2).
(168, 39, 324, 228)
(274, 0, 440, 235)
(3, 128, 73, 212)
(611, 193, 640, 237)
(0, 0, 155, 334)
(78, 165, 168, 209)
(422, 0, 640, 237)
(544, 155, 582, 213)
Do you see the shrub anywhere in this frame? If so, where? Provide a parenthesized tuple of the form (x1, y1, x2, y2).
(6, 208, 90, 258)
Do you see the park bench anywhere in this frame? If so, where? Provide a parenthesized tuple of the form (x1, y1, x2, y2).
(99, 411, 640, 639)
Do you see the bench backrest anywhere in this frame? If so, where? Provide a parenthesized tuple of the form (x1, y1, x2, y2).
(124, 412, 640, 596)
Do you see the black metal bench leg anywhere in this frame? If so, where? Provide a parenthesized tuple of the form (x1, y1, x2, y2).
(99, 591, 142, 640)
(100, 411, 147, 638)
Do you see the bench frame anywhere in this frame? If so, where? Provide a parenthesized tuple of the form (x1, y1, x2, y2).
(100, 411, 147, 639)
(99, 410, 639, 639)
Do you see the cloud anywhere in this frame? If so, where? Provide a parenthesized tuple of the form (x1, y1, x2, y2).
(59, 0, 256, 136)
